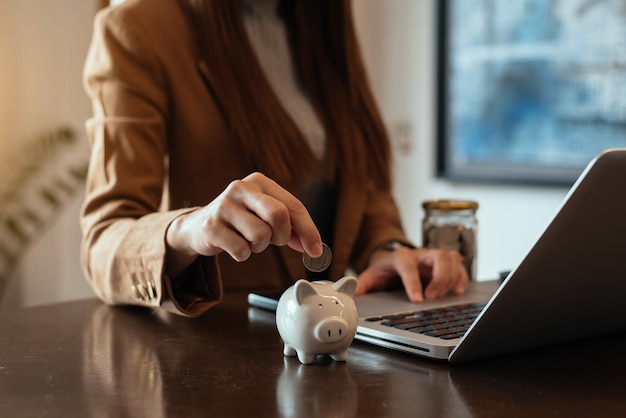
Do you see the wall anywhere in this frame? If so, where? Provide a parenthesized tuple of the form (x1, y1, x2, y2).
(1, 0, 572, 310)
(0, 0, 98, 309)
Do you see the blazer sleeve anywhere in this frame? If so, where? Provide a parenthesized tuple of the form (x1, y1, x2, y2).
(81, 7, 221, 316)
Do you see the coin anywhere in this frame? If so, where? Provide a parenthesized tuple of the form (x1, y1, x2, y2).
(302, 243, 332, 273)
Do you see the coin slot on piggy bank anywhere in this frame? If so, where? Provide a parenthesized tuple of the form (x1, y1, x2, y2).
(276, 276, 358, 364)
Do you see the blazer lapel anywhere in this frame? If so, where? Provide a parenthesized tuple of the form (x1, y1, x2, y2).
(328, 173, 367, 280)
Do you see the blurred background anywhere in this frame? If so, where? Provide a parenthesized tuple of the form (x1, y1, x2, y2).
(1, 0, 580, 310)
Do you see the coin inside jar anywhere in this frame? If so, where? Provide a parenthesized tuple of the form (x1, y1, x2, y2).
(302, 243, 332, 272)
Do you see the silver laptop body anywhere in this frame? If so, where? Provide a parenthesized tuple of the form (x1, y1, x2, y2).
(355, 148, 626, 363)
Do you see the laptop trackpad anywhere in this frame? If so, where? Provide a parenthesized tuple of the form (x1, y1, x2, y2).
(355, 280, 500, 317)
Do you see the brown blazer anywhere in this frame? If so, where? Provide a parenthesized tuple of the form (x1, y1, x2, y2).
(81, 0, 409, 316)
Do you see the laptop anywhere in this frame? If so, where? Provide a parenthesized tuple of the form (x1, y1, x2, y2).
(248, 148, 626, 363)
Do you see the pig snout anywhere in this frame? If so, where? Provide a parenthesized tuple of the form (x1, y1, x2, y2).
(313, 317, 349, 343)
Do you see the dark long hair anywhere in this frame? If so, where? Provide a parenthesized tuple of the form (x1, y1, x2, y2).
(182, 0, 391, 189)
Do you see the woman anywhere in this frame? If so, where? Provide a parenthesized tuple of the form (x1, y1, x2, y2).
(81, 0, 468, 316)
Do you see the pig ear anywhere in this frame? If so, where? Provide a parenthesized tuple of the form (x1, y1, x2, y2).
(294, 279, 318, 305)
(332, 276, 357, 297)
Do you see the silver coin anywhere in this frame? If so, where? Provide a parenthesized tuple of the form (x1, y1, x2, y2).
(302, 243, 332, 273)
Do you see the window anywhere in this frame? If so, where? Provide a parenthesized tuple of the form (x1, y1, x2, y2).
(437, 0, 626, 185)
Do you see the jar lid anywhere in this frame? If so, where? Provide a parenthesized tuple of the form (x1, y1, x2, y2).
(422, 199, 478, 211)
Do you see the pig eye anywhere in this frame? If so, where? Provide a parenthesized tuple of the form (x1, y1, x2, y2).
(335, 301, 339, 305)
(318, 303, 323, 308)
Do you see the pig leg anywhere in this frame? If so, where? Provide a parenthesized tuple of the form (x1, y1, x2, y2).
(330, 350, 349, 362)
(283, 344, 297, 357)
(296, 350, 317, 364)
(284, 345, 316, 364)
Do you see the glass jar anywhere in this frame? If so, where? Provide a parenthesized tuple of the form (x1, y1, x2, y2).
(422, 200, 478, 280)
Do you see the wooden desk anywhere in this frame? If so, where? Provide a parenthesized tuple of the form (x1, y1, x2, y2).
(1, 294, 625, 417)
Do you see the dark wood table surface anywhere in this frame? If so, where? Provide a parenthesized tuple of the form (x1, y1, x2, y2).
(1, 293, 626, 417)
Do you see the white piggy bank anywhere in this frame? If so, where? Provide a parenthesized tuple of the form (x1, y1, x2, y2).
(276, 276, 358, 364)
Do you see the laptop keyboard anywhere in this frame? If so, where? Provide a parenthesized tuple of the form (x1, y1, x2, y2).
(364, 301, 487, 340)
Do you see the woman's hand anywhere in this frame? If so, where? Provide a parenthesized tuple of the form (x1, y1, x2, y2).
(355, 247, 469, 302)
(165, 172, 322, 277)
